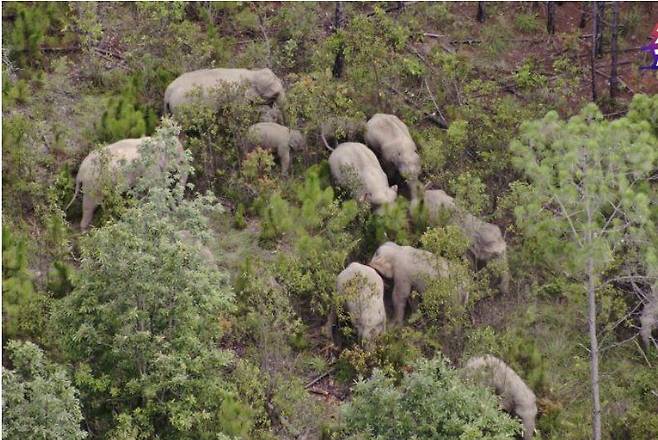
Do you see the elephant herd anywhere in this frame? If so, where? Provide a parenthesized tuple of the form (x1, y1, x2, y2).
(64, 66, 655, 440)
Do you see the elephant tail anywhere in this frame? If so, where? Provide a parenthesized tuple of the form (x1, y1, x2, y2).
(320, 132, 334, 152)
(65, 177, 81, 211)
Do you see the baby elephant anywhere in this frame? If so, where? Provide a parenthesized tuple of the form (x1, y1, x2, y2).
(328, 142, 397, 208)
(242, 122, 305, 176)
(420, 189, 510, 294)
(328, 262, 387, 343)
(67, 137, 186, 230)
(463, 355, 537, 440)
(364, 113, 421, 199)
(368, 242, 450, 325)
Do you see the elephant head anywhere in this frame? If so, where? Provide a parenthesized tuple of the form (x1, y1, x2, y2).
(289, 129, 306, 151)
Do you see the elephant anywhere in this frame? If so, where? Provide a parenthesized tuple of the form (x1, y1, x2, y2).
(640, 286, 658, 349)
(364, 113, 422, 199)
(463, 355, 537, 440)
(368, 242, 453, 325)
(67, 137, 187, 230)
(258, 104, 284, 124)
(324, 262, 387, 344)
(416, 189, 510, 294)
(242, 122, 305, 176)
(320, 116, 367, 149)
(328, 142, 397, 208)
(164, 68, 285, 116)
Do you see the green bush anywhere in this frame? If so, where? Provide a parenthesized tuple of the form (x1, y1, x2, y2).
(175, 82, 259, 195)
(3, 340, 87, 440)
(337, 355, 521, 439)
(261, 168, 364, 316)
(50, 125, 256, 438)
(2, 225, 49, 342)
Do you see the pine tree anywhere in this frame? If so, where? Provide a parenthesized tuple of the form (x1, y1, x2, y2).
(511, 96, 657, 440)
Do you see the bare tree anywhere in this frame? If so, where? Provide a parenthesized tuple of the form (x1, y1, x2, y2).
(595, 2, 605, 58)
(609, 2, 620, 99)
(547, 2, 556, 35)
(332, 2, 346, 79)
(476, 2, 485, 23)
(579, 3, 588, 29)
(591, 2, 598, 101)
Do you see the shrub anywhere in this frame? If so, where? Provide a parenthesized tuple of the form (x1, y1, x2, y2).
(2, 225, 49, 342)
(3, 340, 87, 440)
(51, 124, 256, 438)
(337, 355, 521, 439)
(261, 168, 364, 316)
(175, 82, 260, 195)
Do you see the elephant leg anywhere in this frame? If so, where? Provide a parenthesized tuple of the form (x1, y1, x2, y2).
(321, 308, 336, 339)
(279, 148, 290, 177)
(80, 194, 98, 231)
(392, 280, 411, 325)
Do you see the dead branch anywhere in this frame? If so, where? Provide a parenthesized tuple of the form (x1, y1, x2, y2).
(594, 69, 635, 94)
(388, 85, 448, 129)
(304, 367, 335, 389)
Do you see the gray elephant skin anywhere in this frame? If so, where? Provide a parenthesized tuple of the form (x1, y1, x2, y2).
(463, 355, 537, 440)
(333, 262, 387, 343)
(419, 189, 510, 294)
(242, 122, 305, 176)
(364, 113, 421, 199)
(368, 241, 452, 325)
(68, 137, 186, 230)
(164, 68, 285, 115)
(320, 116, 367, 148)
(328, 142, 397, 208)
(258, 105, 284, 124)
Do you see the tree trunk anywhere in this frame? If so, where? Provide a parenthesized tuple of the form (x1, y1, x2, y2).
(332, 2, 346, 79)
(587, 255, 602, 440)
(595, 2, 605, 58)
(579, 3, 588, 29)
(591, 2, 598, 101)
(609, 2, 620, 99)
(476, 2, 485, 23)
(547, 2, 556, 35)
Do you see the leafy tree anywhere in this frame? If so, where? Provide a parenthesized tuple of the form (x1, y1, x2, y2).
(2, 225, 48, 342)
(2, 340, 87, 440)
(338, 355, 520, 439)
(510, 97, 657, 440)
(51, 122, 251, 439)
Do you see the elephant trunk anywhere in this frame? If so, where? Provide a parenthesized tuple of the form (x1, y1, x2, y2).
(276, 92, 288, 126)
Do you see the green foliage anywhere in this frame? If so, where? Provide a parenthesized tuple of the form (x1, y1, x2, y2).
(511, 98, 657, 284)
(2, 225, 49, 342)
(261, 168, 363, 316)
(97, 95, 149, 142)
(421, 225, 470, 261)
(449, 171, 489, 216)
(514, 13, 541, 33)
(336, 327, 432, 383)
(175, 83, 259, 195)
(3, 340, 87, 440)
(363, 197, 411, 249)
(514, 59, 547, 91)
(337, 355, 520, 439)
(51, 124, 251, 438)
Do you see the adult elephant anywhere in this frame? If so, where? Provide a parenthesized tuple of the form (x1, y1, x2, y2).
(163, 68, 285, 117)
(67, 137, 187, 230)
